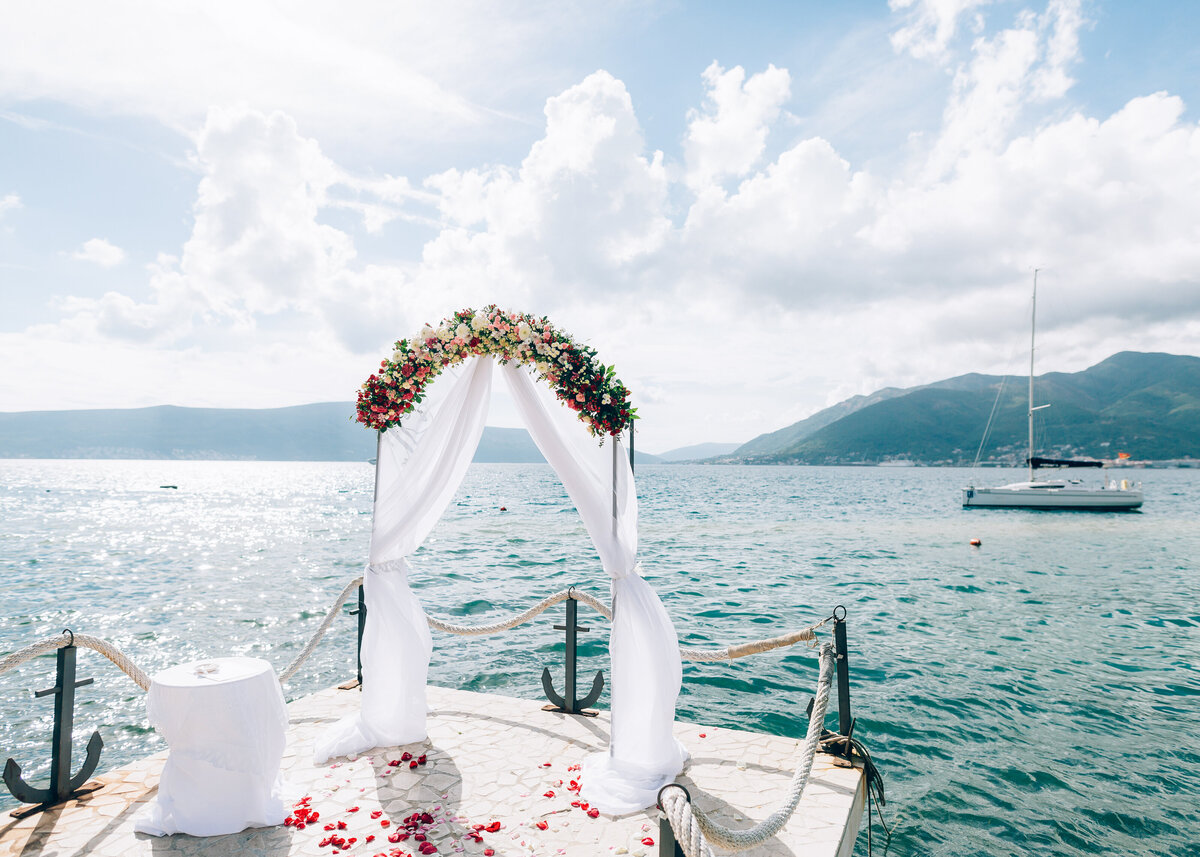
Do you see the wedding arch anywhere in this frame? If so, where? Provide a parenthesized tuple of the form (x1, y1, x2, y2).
(316, 306, 687, 815)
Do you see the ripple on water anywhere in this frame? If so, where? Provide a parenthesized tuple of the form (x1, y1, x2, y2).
(2, 462, 1200, 857)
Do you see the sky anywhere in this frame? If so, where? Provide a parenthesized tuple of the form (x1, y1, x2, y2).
(2, 0, 1199, 454)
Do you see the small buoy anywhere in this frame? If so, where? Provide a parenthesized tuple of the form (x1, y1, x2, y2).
(499, 506, 507, 512)
(969, 538, 982, 547)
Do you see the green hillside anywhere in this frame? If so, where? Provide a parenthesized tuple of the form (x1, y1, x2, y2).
(738, 351, 1200, 464)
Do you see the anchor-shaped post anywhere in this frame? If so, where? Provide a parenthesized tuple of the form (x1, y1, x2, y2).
(3, 631, 104, 813)
(541, 590, 604, 716)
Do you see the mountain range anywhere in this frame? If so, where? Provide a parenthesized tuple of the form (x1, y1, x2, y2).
(2, 351, 1196, 464)
(0, 403, 665, 463)
(723, 351, 1200, 464)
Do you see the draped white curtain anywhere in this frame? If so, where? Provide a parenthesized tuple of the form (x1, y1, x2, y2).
(502, 363, 687, 814)
(315, 356, 686, 814)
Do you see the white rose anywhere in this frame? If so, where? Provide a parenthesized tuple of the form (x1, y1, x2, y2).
(392, 351, 404, 362)
(472, 312, 488, 331)
(516, 321, 533, 341)
(455, 323, 470, 340)
(419, 325, 434, 341)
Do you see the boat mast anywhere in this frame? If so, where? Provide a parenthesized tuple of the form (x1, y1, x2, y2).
(1029, 270, 1036, 481)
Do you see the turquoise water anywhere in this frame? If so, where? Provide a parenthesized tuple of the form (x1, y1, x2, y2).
(2, 460, 1199, 856)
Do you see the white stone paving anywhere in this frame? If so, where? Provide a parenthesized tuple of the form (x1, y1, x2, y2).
(1, 684, 864, 857)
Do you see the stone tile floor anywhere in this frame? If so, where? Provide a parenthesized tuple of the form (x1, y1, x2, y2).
(1, 684, 863, 857)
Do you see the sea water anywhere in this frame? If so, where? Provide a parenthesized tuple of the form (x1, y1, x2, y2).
(1, 460, 1198, 856)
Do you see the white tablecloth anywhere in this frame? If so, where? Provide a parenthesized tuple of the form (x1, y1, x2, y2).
(135, 657, 288, 837)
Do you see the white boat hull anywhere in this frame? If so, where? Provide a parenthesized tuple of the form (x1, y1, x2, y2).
(963, 483, 1143, 510)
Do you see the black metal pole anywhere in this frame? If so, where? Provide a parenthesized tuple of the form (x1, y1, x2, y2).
(833, 605, 853, 746)
(563, 598, 578, 711)
(49, 646, 78, 801)
(356, 584, 367, 686)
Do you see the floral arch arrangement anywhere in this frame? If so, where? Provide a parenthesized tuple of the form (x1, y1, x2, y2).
(356, 306, 636, 437)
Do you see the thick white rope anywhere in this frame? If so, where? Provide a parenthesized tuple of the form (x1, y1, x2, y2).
(278, 575, 364, 684)
(0, 631, 151, 691)
(661, 643, 837, 856)
(1, 582, 828, 696)
(281, 577, 825, 680)
(428, 589, 575, 635)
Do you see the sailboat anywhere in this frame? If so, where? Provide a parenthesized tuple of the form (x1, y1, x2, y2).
(962, 271, 1143, 511)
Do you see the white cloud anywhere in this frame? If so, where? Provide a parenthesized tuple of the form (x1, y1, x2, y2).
(12, 0, 1200, 451)
(0, 1, 628, 153)
(71, 237, 126, 267)
(0, 192, 20, 216)
(683, 62, 791, 192)
(889, 0, 991, 60)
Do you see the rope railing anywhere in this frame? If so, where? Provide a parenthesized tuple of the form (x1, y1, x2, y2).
(1, 582, 830, 692)
(660, 643, 837, 857)
(279, 575, 364, 684)
(0, 631, 151, 691)
(276, 579, 830, 682)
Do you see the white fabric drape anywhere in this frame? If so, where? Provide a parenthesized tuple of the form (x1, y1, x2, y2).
(502, 364, 686, 815)
(314, 357, 494, 763)
(316, 355, 685, 815)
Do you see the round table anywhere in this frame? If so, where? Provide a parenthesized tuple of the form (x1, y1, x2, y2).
(135, 657, 289, 837)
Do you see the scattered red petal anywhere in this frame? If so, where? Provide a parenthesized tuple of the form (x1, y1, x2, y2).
(380, 819, 391, 827)
(543, 790, 555, 798)
(536, 821, 548, 830)
(366, 835, 375, 843)
(337, 820, 348, 830)
(371, 811, 383, 819)
(418, 754, 427, 765)
(587, 808, 599, 819)
(348, 806, 360, 813)
(485, 821, 502, 833)
(642, 837, 655, 846)
(409, 760, 419, 769)
(388, 832, 402, 844)
(541, 762, 551, 767)
(401, 752, 413, 761)
(325, 824, 336, 831)
(699, 733, 706, 738)
(484, 850, 495, 857)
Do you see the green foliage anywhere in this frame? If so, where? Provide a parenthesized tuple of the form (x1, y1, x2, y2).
(737, 351, 1200, 464)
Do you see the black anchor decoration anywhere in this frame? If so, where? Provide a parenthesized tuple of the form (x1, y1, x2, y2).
(541, 592, 604, 716)
(3, 632, 104, 812)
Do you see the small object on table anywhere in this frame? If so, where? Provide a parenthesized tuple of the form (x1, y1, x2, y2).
(135, 657, 288, 837)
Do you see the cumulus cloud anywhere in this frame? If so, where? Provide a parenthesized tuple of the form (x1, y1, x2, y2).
(683, 62, 791, 192)
(17, 0, 1200, 450)
(421, 71, 670, 300)
(71, 237, 125, 267)
(0, 192, 20, 217)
